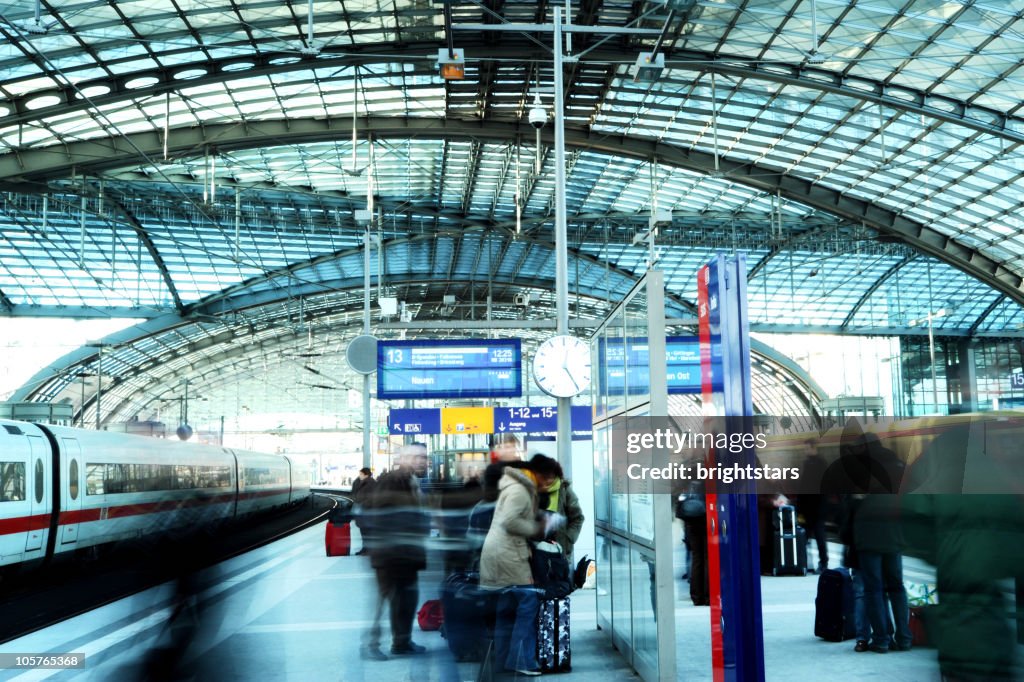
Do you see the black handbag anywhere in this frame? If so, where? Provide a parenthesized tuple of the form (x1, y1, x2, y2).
(530, 541, 573, 599)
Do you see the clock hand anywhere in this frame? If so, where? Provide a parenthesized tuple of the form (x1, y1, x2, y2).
(565, 367, 580, 393)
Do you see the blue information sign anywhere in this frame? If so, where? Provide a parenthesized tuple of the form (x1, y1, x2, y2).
(387, 408, 442, 435)
(385, 406, 590, 435)
(599, 336, 721, 395)
(377, 339, 522, 400)
(493, 405, 591, 434)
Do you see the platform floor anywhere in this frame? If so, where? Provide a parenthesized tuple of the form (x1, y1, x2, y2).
(0, 524, 966, 681)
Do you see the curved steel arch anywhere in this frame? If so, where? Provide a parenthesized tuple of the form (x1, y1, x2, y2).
(96, 311, 830, 428)
(190, 229, 698, 317)
(3, 45, 1022, 146)
(14, 259, 692, 412)
(105, 194, 186, 314)
(8, 312, 199, 402)
(840, 254, 918, 330)
(5, 115, 1017, 308)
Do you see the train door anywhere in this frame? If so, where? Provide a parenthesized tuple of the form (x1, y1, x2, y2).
(24, 435, 47, 552)
(60, 438, 83, 545)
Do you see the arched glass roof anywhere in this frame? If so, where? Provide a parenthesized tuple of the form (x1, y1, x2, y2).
(1, 0, 1023, 423)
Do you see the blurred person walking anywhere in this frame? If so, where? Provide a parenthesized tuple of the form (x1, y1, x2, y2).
(360, 443, 430, 660)
(798, 438, 829, 574)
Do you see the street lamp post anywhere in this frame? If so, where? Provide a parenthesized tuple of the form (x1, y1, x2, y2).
(910, 308, 946, 413)
(96, 344, 102, 430)
(85, 341, 110, 430)
(926, 310, 938, 411)
(76, 371, 94, 428)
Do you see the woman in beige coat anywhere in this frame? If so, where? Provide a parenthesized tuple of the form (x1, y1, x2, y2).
(480, 463, 542, 676)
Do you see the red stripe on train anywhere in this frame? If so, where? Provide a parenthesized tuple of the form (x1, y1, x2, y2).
(1, 487, 292, 536)
(0, 513, 50, 535)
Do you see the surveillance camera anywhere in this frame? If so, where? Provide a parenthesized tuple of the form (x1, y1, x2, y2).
(528, 105, 546, 129)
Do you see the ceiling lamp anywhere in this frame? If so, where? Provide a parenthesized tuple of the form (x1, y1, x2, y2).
(633, 53, 665, 83)
(438, 48, 465, 80)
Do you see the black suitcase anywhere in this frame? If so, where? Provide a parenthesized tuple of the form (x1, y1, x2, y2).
(441, 572, 493, 661)
(772, 505, 807, 576)
(537, 597, 571, 673)
(814, 567, 856, 641)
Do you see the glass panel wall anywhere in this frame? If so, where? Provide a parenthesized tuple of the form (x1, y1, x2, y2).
(590, 271, 674, 682)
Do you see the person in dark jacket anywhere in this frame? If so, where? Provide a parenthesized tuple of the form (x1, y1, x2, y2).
(681, 478, 709, 606)
(360, 444, 430, 660)
(530, 454, 584, 559)
(900, 421, 1024, 680)
(797, 439, 829, 574)
(350, 467, 376, 555)
(826, 420, 908, 653)
(351, 467, 375, 504)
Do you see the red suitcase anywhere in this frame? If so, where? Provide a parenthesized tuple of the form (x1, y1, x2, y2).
(909, 605, 931, 647)
(325, 519, 351, 556)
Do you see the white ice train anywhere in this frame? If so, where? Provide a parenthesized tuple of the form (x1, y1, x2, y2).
(0, 419, 311, 568)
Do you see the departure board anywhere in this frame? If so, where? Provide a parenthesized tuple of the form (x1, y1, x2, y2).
(377, 339, 522, 399)
(599, 335, 721, 395)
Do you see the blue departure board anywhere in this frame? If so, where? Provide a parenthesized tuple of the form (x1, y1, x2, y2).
(377, 339, 522, 400)
(599, 335, 721, 395)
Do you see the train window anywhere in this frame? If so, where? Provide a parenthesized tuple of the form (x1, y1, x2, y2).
(197, 465, 231, 488)
(175, 465, 196, 490)
(243, 467, 288, 486)
(85, 463, 104, 495)
(34, 459, 43, 503)
(104, 463, 126, 494)
(69, 459, 79, 500)
(0, 461, 26, 502)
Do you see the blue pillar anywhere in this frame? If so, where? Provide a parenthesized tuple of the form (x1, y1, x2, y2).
(698, 254, 765, 682)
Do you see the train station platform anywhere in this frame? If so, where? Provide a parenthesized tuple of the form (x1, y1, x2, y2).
(0, 524, 946, 681)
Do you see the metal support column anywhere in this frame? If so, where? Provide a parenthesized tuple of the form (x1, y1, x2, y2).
(553, 6, 572, 479)
(363, 227, 372, 469)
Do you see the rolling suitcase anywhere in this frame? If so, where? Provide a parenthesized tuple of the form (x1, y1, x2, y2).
(772, 505, 807, 576)
(324, 519, 351, 556)
(814, 567, 856, 641)
(536, 597, 571, 673)
(441, 572, 493, 661)
(909, 605, 932, 647)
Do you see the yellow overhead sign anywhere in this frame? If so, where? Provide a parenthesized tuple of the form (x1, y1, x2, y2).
(441, 407, 494, 435)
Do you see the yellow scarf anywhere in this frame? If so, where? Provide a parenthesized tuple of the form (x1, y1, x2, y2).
(522, 469, 539, 489)
(545, 478, 561, 512)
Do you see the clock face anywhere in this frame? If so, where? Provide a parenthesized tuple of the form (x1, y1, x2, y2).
(532, 335, 592, 398)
